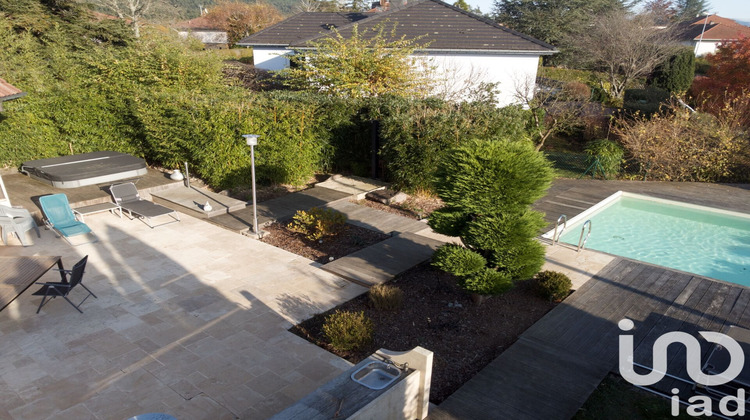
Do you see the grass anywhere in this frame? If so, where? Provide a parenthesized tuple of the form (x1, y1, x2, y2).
(574, 374, 709, 420)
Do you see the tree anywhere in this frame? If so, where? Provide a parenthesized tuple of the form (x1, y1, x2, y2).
(77, 0, 175, 37)
(690, 37, 750, 127)
(514, 77, 592, 151)
(650, 47, 695, 94)
(280, 22, 434, 98)
(493, 0, 629, 49)
(203, 1, 284, 46)
(570, 10, 680, 101)
(452, 0, 482, 15)
(675, 0, 709, 21)
(643, 0, 677, 24)
(429, 138, 553, 296)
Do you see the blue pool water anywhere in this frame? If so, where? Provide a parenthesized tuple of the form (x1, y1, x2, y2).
(557, 195, 750, 286)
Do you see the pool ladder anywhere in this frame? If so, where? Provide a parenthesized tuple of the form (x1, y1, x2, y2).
(552, 215, 567, 245)
(577, 220, 592, 252)
(552, 215, 592, 252)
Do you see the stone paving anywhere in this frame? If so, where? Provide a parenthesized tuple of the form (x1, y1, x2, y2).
(0, 211, 367, 420)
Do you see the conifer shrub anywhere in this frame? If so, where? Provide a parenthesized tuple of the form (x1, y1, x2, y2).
(288, 207, 347, 240)
(650, 48, 695, 94)
(535, 270, 573, 302)
(368, 284, 404, 311)
(323, 310, 374, 352)
(460, 267, 513, 296)
(429, 138, 553, 296)
(431, 244, 486, 277)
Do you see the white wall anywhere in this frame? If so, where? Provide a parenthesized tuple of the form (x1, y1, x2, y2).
(424, 53, 542, 107)
(251, 47, 543, 106)
(253, 47, 293, 71)
(177, 30, 227, 46)
(693, 41, 720, 56)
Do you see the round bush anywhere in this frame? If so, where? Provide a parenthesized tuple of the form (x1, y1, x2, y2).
(322, 310, 374, 352)
(460, 268, 513, 296)
(431, 244, 486, 276)
(535, 270, 572, 302)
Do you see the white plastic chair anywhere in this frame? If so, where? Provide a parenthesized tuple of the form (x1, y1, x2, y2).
(0, 205, 40, 246)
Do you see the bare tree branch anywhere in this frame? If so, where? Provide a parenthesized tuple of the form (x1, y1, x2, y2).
(569, 10, 680, 101)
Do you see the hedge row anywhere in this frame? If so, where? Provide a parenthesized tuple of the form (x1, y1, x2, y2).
(0, 4, 536, 191)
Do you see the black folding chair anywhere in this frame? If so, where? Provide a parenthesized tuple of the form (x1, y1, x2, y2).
(32, 255, 97, 314)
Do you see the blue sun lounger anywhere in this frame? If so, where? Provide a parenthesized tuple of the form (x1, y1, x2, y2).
(39, 194, 97, 245)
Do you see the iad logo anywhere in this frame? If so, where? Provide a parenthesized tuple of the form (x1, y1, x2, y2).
(618, 318, 746, 417)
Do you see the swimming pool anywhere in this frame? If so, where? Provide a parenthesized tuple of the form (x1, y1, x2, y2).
(544, 192, 750, 286)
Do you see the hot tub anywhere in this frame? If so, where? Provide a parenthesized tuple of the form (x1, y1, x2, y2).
(21, 151, 148, 188)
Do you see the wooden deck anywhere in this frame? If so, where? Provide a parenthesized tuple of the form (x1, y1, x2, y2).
(439, 257, 750, 419)
(534, 179, 750, 229)
(307, 179, 750, 418)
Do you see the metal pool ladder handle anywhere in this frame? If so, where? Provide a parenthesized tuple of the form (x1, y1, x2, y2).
(552, 214, 567, 245)
(577, 220, 592, 252)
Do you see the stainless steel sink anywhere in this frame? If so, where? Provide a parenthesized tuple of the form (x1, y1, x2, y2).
(350, 361, 401, 390)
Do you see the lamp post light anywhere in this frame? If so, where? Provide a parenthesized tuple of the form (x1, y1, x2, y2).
(243, 134, 260, 237)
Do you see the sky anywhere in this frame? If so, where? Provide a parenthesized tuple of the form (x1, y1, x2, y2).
(466, 0, 750, 22)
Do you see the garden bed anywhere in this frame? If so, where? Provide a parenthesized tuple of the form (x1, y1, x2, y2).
(260, 222, 390, 264)
(290, 263, 558, 403)
(356, 194, 444, 220)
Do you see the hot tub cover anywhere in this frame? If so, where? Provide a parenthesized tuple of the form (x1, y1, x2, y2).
(21, 151, 148, 188)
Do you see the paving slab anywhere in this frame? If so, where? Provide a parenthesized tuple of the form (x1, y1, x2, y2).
(321, 232, 445, 287)
(0, 210, 366, 420)
(208, 187, 351, 234)
(151, 186, 246, 219)
(326, 200, 429, 235)
(315, 174, 388, 199)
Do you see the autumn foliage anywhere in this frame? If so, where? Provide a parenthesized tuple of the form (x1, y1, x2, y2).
(690, 36, 750, 127)
(204, 1, 284, 46)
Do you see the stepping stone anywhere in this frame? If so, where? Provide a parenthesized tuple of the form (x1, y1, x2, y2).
(321, 232, 445, 287)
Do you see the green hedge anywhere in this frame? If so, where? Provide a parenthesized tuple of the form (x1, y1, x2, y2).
(0, 1, 538, 192)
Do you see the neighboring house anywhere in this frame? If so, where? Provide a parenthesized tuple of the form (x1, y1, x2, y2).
(679, 15, 750, 56)
(174, 16, 228, 49)
(237, 0, 557, 106)
(0, 78, 25, 112)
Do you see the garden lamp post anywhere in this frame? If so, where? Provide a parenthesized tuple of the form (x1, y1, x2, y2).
(243, 134, 260, 237)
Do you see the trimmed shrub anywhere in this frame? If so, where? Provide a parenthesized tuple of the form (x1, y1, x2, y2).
(323, 310, 374, 352)
(460, 267, 513, 296)
(375, 98, 534, 191)
(288, 207, 347, 240)
(650, 48, 695, 94)
(431, 244, 486, 277)
(368, 284, 404, 311)
(584, 139, 624, 179)
(429, 138, 553, 295)
(535, 270, 572, 302)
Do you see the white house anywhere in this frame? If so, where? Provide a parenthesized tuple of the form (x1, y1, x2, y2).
(679, 15, 750, 56)
(237, 0, 556, 106)
(174, 15, 228, 49)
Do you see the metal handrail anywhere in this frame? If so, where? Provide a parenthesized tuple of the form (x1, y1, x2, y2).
(552, 214, 567, 245)
(577, 220, 592, 252)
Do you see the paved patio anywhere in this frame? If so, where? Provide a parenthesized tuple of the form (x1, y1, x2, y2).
(0, 211, 367, 419)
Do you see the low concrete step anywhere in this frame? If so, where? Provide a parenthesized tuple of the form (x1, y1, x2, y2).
(315, 174, 388, 199)
(151, 186, 246, 219)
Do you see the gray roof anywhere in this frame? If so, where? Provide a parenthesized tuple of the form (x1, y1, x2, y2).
(237, 12, 368, 47)
(238, 0, 556, 54)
